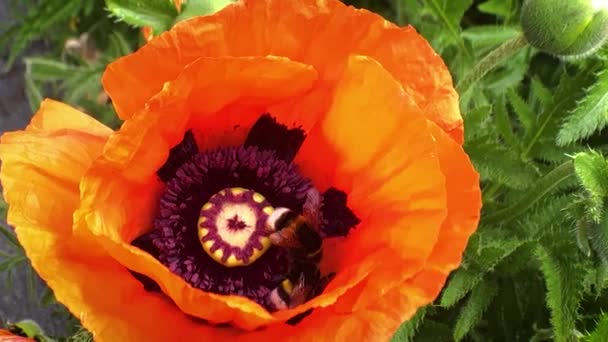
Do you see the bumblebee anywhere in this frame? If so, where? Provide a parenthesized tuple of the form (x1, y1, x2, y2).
(266, 188, 324, 263)
(267, 260, 335, 310)
(266, 188, 333, 310)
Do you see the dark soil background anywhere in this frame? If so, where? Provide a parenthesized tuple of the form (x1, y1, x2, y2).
(0, 2, 74, 337)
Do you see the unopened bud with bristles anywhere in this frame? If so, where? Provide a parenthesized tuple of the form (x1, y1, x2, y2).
(521, 0, 608, 59)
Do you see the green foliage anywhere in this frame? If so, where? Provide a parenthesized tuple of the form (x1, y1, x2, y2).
(105, 0, 237, 35)
(536, 244, 585, 342)
(389, 1, 608, 341)
(6, 319, 55, 342)
(453, 279, 498, 341)
(106, 0, 178, 33)
(66, 327, 94, 342)
(0, 0, 87, 70)
(484, 161, 575, 224)
(586, 313, 608, 341)
(176, 0, 237, 22)
(558, 69, 608, 146)
(573, 151, 608, 222)
(391, 308, 427, 342)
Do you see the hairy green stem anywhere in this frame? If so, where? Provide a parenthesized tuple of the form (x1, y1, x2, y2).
(484, 161, 575, 225)
(457, 33, 529, 95)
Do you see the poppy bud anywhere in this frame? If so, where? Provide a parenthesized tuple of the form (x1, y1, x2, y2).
(520, 0, 608, 58)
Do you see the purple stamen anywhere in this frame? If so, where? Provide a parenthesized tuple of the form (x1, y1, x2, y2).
(131, 114, 361, 316)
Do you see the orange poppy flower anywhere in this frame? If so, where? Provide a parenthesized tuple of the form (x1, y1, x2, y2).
(0, 330, 33, 342)
(0, 0, 481, 341)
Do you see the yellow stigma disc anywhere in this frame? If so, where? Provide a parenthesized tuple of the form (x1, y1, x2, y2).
(198, 187, 273, 267)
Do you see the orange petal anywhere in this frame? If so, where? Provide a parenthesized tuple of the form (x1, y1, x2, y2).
(15, 229, 415, 342)
(75, 56, 318, 330)
(0, 99, 237, 341)
(14, 228, 242, 342)
(405, 122, 481, 300)
(286, 55, 446, 322)
(102, 0, 461, 142)
(298, 55, 447, 263)
(241, 262, 426, 342)
(271, 123, 480, 340)
(0, 99, 111, 234)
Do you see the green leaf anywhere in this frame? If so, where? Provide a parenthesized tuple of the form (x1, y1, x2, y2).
(0, 212, 19, 249)
(24, 72, 43, 112)
(524, 62, 598, 158)
(8, 319, 55, 342)
(558, 69, 608, 146)
(493, 96, 520, 150)
(507, 88, 535, 133)
(465, 139, 538, 189)
(25, 57, 75, 81)
(536, 244, 585, 342)
(573, 151, 608, 222)
(61, 67, 103, 104)
(576, 216, 593, 257)
(440, 268, 484, 307)
(484, 161, 575, 224)
(106, 31, 133, 59)
(425, 0, 473, 58)
(0, 195, 7, 221)
(462, 25, 520, 54)
(453, 279, 498, 341)
(68, 327, 94, 342)
(530, 77, 553, 108)
(391, 307, 427, 342)
(587, 313, 608, 341)
(2, 0, 83, 70)
(40, 287, 57, 306)
(477, 0, 512, 17)
(517, 195, 575, 239)
(463, 105, 492, 141)
(588, 212, 608, 264)
(410, 320, 452, 342)
(0, 256, 26, 272)
(105, 0, 178, 33)
(25, 265, 37, 302)
(440, 233, 526, 307)
(176, 0, 235, 22)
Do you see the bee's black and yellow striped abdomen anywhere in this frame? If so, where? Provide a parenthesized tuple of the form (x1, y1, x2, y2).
(273, 209, 323, 259)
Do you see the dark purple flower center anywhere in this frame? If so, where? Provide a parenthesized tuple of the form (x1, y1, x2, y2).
(131, 113, 360, 317)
